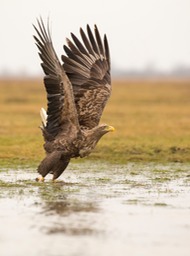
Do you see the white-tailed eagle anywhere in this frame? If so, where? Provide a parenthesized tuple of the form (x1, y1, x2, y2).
(33, 18, 114, 181)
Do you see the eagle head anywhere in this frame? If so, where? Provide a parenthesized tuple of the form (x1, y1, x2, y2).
(89, 124, 115, 141)
(98, 124, 115, 135)
(79, 124, 115, 158)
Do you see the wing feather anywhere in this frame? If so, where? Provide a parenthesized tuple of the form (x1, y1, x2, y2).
(33, 18, 80, 138)
(63, 45, 92, 69)
(87, 25, 99, 55)
(62, 24, 111, 129)
(65, 38, 94, 66)
(94, 25, 104, 56)
(104, 35, 111, 69)
(80, 28, 94, 55)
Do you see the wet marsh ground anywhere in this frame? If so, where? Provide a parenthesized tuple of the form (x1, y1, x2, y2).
(1, 162, 190, 256)
(1, 79, 190, 255)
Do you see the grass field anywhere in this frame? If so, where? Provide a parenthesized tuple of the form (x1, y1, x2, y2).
(0, 78, 190, 167)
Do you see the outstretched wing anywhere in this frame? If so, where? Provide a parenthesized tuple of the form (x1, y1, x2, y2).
(33, 18, 80, 138)
(62, 25, 111, 129)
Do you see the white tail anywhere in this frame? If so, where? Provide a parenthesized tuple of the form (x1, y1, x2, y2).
(40, 107, 47, 127)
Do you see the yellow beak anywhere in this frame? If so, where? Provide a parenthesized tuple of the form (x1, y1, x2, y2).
(106, 125, 115, 132)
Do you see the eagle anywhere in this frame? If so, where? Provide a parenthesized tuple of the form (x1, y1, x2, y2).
(33, 18, 114, 181)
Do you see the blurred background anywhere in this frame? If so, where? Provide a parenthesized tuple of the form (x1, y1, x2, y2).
(1, 3, 190, 255)
(0, 0, 190, 78)
(1, 0, 190, 165)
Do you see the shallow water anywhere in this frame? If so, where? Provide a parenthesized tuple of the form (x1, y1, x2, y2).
(0, 162, 190, 256)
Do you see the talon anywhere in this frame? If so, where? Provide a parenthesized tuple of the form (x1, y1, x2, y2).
(36, 175, 44, 182)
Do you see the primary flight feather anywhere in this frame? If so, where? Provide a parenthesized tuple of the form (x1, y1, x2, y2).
(33, 18, 114, 181)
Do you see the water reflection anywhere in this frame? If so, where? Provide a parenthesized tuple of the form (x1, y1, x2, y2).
(41, 199, 100, 235)
(42, 200, 98, 216)
(37, 181, 100, 236)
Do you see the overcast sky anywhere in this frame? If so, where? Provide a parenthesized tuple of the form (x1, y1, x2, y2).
(0, 0, 190, 76)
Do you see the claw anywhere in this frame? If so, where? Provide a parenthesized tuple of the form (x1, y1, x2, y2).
(36, 175, 44, 182)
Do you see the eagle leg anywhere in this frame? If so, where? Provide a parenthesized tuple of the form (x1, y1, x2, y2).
(36, 151, 70, 181)
(52, 158, 70, 181)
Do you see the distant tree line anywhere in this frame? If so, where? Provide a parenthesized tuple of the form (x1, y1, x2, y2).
(112, 64, 190, 78)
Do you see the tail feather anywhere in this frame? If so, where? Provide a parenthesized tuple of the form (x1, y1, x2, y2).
(40, 107, 47, 127)
(37, 151, 70, 180)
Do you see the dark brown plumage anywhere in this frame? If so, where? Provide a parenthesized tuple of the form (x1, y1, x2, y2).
(33, 18, 114, 181)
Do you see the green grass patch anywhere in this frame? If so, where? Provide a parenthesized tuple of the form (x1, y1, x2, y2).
(1, 78, 190, 167)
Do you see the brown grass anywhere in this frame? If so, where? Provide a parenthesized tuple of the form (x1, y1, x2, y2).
(1, 78, 190, 166)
